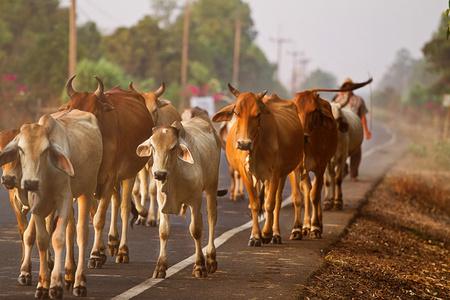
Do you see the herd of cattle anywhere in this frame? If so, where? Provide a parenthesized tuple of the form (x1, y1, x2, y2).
(0, 75, 372, 298)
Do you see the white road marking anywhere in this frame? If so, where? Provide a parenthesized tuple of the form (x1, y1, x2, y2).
(113, 124, 396, 299)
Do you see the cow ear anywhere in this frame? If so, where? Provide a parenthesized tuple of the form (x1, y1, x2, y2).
(211, 105, 235, 122)
(101, 102, 115, 112)
(49, 143, 75, 177)
(0, 139, 19, 167)
(156, 99, 170, 108)
(177, 142, 194, 164)
(136, 139, 153, 158)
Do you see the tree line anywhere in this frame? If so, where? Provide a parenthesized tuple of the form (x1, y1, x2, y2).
(0, 0, 284, 130)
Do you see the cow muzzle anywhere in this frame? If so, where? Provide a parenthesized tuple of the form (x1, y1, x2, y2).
(1, 175, 16, 190)
(154, 171, 167, 181)
(236, 140, 253, 151)
(23, 180, 39, 191)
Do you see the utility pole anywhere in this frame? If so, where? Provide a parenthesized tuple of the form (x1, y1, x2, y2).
(287, 50, 303, 94)
(68, 0, 77, 87)
(270, 36, 290, 81)
(298, 56, 309, 90)
(232, 21, 250, 87)
(179, 0, 190, 111)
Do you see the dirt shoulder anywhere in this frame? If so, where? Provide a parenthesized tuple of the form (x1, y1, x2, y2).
(297, 114, 450, 300)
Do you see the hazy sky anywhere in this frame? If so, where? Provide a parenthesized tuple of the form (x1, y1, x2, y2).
(61, 0, 445, 92)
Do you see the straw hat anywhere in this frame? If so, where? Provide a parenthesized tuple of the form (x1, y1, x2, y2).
(340, 78, 353, 89)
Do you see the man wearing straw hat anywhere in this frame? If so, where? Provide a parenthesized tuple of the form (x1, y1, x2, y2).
(332, 78, 372, 182)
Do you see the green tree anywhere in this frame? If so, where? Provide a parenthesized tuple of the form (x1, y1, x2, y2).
(77, 21, 103, 61)
(422, 15, 450, 95)
(301, 69, 337, 100)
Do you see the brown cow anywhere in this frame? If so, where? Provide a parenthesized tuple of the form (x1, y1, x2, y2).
(288, 78, 372, 239)
(129, 82, 182, 227)
(218, 117, 245, 201)
(212, 84, 304, 246)
(60, 75, 154, 268)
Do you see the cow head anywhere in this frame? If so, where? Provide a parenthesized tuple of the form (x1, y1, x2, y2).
(0, 117, 75, 194)
(59, 75, 114, 116)
(129, 82, 169, 124)
(0, 129, 21, 189)
(212, 83, 268, 151)
(293, 91, 336, 137)
(136, 121, 193, 215)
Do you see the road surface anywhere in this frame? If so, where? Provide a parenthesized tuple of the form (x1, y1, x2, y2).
(0, 121, 408, 299)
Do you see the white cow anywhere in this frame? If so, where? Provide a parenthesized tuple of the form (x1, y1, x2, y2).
(0, 109, 102, 298)
(136, 118, 225, 278)
(129, 82, 182, 227)
(324, 103, 363, 210)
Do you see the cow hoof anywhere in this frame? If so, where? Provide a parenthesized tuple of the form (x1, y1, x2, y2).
(206, 260, 218, 274)
(49, 286, 63, 299)
(248, 237, 261, 247)
(35, 287, 49, 299)
(134, 218, 144, 226)
(18, 273, 32, 286)
(146, 220, 157, 227)
(311, 230, 322, 239)
(271, 234, 282, 244)
(289, 230, 302, 240)
(323, 200, 333, 211)
(88, 257, 103, 269)
(152, 269, 166, 278)
(333, 202, 343, 211)
(192, 266, 208, 278)
(73, 286, 87, 297)
(302, 228, 311, 236)
(115, 253, 129, 264)
(64, 279, 74, 291)
(108, 243, 119, 257)
(261, 236, 272, 244)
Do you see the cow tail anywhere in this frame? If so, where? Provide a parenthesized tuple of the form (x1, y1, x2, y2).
(217, 189, 228, 197)
(258, 186, 265, 216)
(129, 200, 138, 229)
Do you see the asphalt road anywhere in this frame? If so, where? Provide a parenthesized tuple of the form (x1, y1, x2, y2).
(0, 121, 409, 299)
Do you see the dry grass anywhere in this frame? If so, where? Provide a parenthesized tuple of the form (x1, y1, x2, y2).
(297, 110, 450, 300)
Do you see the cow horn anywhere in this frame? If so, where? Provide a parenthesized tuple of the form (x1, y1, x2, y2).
(257, 90, 268, 99)
(65, 75, 77, 97)
(93, 76, 104, 98)
(155, 82, 165, 97)
(308, 77, 373, 93)
(227, 83, 241, 97)
(128, 81, 137, 92)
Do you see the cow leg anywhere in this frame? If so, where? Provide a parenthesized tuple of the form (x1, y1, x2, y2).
(236, 171, 245, 200)
(147, 169, 159, 227)
(136, 167, 150, 225)
(34, 214, 51, 299)
(73, 194, 93, 297)
(271, 176, 287, 244)
(228, 164, 236, 201)
(64, 207, 76, 292)
(153, 206, 170, 278)
(115, 177, 136, 264)
(261, 175, 280, 244)
(323, 163, 336, 211)
(241, 169, 262, 247)
(19, 211, 35, 286)
(301, 172, 313, 236)
(334, 161, 344, 211)
(205, 186, 218, 274)
(89, 181, 114, 269)
(132, 171, 142, 224)
(49, 196, 71, 299)
(10, 191, 31, 285)
(288, 168, 303, 240)
(108, 184, 121, 257)
(310, 171, 324, 238)
(189, 203, 207, 278)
